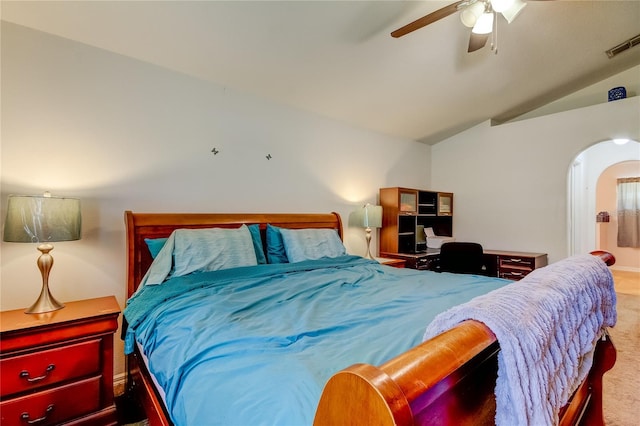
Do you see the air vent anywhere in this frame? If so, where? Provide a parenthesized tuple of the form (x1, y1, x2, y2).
(606, 33, 640, 59)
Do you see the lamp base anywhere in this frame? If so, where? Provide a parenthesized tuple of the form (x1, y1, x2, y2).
(364, 227, 375, 260)
(25, 289, 65, 314)
(25, 244, 65, 314)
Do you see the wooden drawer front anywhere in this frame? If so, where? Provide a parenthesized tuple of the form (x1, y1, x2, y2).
(0, 376, 101, 426)
(499, 268, 532, 280)
(0, 339, 101, 397)
(498, 256, 535, 270)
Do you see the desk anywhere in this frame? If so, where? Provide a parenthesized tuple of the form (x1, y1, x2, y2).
(379, 249, 440, 270)
(375, 257, 407, 268)
(483, 250, 548, 280)
(380, 249, 548, 280)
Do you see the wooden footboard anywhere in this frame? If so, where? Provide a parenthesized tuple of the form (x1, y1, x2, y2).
(315, 320, 500, 425)
(314, 321, 616, 426)
(314, 251, 617, 426)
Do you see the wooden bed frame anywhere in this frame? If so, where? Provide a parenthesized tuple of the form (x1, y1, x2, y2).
(123, 211, 616, 426)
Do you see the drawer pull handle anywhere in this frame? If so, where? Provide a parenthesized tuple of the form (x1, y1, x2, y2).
(509, 258, 523, 263)
(21, 404, 54, 425)
(19, 364, 55, 383)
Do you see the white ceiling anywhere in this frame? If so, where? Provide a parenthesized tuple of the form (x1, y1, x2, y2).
(2, 0, 640, 144)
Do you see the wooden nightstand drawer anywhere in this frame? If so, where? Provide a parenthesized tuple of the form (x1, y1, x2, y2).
(0, 376, 101, 426)
(1, 338, 101, 397)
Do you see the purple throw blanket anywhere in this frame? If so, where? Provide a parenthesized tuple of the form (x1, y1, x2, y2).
(423, 254, 616, 426)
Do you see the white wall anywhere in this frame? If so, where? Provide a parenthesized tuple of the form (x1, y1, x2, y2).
(0, 23, 430, 376)
(430, 96, 640, 264)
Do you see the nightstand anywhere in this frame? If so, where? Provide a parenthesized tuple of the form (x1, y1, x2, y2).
(375, 257, 407, 268)
(0, 296, 121, 426)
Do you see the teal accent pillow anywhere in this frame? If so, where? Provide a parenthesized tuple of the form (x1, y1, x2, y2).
(248, 224, 267, 265)
(172, 225, 257, 277)
(145, 237, 168, 259)
(146, 226, 266, 264)
(279, 228, 346, 263)
(266, 224, 289, 264)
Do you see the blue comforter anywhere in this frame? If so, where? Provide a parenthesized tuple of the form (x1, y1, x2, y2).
(124, 255, 509, 426)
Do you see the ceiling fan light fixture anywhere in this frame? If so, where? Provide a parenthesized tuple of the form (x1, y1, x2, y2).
(490, 0, 514, 13)
(472, 11, 494, 34)
(500, 0, 527, 24)
(460, 1, 485, 28)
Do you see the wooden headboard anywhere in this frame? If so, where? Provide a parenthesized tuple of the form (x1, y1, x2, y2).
(124, 211, 343, 298)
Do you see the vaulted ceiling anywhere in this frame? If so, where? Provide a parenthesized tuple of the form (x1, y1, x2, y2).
(2, 1, 639, 144)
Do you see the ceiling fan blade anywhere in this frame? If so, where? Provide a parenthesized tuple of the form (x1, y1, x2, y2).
(391, 1, 465, 38)
(468, 32, 489, 52)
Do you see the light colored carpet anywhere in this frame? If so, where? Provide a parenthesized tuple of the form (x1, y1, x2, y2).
(612, 270, 640, 296)
(603, 291, 640, 426)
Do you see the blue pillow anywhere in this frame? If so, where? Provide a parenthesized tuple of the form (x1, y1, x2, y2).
(172, 225, 257, 277)
(266, 224, 289, 264)
(279, 228, 346, 263)
(145, 226, 266, 264)
(247, 224, 267, 265)
(145, 237, 168, 259)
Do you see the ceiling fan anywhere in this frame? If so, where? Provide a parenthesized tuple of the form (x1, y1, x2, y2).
(391, 0, 545, 53)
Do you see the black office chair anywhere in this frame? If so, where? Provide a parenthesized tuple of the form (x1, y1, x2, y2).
(437, 242, 486, 275)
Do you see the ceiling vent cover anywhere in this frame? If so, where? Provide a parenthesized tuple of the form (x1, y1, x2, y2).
(606, 33, 640, 58)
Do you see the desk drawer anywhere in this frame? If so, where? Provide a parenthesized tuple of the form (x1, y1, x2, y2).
(414, 256, 432, 269)
(0, 376, 100, 426)
(0, 339, 101, 397)
(405, 255, 438, 270)
(499, 269, 533, 280)
(498, 256, 535, 270)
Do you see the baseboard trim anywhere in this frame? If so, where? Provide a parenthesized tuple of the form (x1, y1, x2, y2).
(611, 266, 640, 273)
(114, 372, 126, 396)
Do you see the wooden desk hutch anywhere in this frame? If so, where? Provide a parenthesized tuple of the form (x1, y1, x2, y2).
(379, 187, 548, 279)
(379, 187, 453, 255)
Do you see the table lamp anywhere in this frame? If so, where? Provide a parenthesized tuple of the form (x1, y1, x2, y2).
(353, 203, 382, 260)
(3, 193, 81, 314)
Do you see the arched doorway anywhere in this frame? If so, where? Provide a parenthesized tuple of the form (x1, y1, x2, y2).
(568, 139, 640, 259)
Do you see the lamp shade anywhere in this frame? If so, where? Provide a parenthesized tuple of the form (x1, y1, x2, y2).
(3, 194, 81, 243)
(353, 204, 382, 229)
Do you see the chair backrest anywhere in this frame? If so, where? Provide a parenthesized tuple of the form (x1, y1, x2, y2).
(438, 242, 485, 274)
